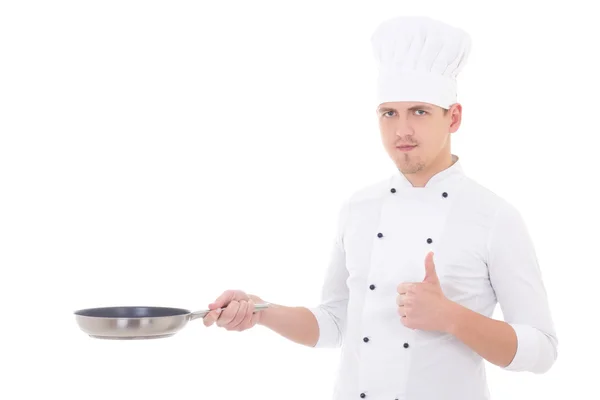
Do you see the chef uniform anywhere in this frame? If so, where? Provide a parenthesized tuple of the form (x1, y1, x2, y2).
(308, 16, 558, 400)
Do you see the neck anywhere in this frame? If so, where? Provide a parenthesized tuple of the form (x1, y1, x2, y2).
(404, 152, 455, 187)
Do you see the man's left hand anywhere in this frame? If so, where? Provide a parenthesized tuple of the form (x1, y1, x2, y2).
(397, 251, 456, 332)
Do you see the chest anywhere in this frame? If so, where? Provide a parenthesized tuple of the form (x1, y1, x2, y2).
(342, 189, 494, 301)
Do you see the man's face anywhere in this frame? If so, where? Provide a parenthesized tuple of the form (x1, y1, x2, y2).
(376, 101, 461, 175)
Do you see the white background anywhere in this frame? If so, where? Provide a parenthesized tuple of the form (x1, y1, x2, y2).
(1, 0, 598, 399)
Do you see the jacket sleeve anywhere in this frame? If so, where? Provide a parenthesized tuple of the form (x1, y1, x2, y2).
(308, 199, 351, 348)
(487, 201, 558, 373)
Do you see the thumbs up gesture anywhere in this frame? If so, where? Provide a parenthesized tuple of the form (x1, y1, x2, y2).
(397, 251, 454, 331)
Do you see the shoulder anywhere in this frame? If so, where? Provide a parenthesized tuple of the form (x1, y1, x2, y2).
(333, 176, 394, 228)
(460, 178, 531, 250)
(346, 176, 395, 206)
(460, 176, 522, 218)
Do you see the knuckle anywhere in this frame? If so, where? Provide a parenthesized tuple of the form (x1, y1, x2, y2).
(234, 290, 246, 299)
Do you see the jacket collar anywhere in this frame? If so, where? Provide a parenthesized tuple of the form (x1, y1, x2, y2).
(393, 154, 465, 189)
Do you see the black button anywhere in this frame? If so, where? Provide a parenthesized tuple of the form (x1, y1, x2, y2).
(360, 394, 366, 399)
(390, 188, 396, 193)
(377, 233, 383, 238)
(369, 284, 376, 290)
(442, 192, 448, 198)
(363, 337, 369, 342)
(427, 238, 432, 244)
(403, 342, 409, 348)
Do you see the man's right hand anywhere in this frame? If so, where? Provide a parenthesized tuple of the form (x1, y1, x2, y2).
(202, 289, 263, 331)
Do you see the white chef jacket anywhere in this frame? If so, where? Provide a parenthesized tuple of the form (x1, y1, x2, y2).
(309, 155, 558, 400)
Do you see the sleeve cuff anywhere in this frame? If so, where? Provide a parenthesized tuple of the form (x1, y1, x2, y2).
(504, 324, 541, 372)
(308, 306, 343, 348)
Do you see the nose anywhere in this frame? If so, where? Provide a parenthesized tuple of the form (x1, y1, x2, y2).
(395, 124, 414, 138)
(391, 116, 413, 137)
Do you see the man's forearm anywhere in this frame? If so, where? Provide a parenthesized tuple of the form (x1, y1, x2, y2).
(444, 301, 517, 368)
(253, 297, 519, 366)
(256, 302, 319, 347)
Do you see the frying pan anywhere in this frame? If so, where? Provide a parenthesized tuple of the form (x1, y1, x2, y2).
(74, 303, 270, 340)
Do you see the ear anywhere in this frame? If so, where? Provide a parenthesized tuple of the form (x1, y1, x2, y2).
(448, 103, 462, 133)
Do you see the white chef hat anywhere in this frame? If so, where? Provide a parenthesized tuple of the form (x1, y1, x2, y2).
(371, 16, 472, 109)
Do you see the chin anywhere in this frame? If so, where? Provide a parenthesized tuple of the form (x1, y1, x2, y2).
(397, 159, 426, 174)
(399, 166, 421, 175)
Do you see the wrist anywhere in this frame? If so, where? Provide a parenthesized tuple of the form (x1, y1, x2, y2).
(248, 294, 267, 325)
(248, 294, 263, 303)
(443, 299, 465, 335)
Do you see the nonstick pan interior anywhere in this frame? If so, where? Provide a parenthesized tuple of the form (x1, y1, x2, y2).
(75, 306, 191, 318)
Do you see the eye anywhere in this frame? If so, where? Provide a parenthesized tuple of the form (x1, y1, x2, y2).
(414, 110, 427, 116)
(383, 110, 395, 117)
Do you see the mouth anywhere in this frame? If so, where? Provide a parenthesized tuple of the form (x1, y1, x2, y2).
(396, 145, 417, 152)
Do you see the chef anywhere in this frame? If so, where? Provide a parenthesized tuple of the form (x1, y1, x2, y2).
(203, 15, 558, 400)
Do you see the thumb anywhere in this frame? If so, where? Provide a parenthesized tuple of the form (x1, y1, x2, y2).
(423, 251, 439, 284)
(202, 308, 223, 326)
(209, 290, 235, 310)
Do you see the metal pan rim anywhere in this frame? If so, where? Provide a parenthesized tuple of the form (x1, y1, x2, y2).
(74, 306, 192, 318)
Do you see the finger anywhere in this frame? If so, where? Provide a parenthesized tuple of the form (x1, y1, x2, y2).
(397, 283, 416, 294)
(209, 290, 236, 310)
(226, 300, 249, 330)
(217, 300, 239, 327)
(235, 300, 256, 331)
(397, 291, 413, 306)
(398, 304, 410, 316)
(202, 309, 222, 327)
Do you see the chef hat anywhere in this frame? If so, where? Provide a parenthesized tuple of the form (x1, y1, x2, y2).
(371, 16, 472, 109)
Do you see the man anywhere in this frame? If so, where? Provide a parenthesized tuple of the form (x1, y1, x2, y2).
(203, 15, 558, 400)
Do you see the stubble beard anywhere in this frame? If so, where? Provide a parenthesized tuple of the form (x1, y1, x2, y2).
(398, 153, 426, 174)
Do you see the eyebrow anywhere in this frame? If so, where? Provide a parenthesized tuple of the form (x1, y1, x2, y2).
(377, 105, 434, 113)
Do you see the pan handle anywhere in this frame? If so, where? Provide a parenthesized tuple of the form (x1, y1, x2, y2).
(188, 302, 271, 321)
